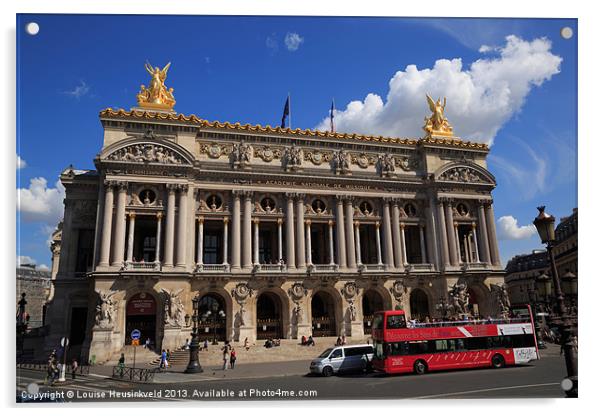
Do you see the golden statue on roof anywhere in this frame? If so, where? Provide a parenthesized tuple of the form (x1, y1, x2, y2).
(423, 94, 454, 137)
(136, 62, 176, 110)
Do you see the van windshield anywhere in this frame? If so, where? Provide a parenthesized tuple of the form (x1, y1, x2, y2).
(318, 348, 333, 358)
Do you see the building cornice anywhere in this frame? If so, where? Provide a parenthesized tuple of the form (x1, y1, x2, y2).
(99, 108, 490, 151)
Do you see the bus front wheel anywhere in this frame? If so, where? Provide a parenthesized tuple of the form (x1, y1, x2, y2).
(492, 354, 505, 369)
(413, 360, 428, 375)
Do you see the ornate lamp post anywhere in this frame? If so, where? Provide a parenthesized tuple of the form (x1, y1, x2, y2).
(203, 301, 225, 345)
(185, 295, 203, 373)
(533, 206, 578, 397)
(435, 296, 449, 320)
(528, 280, 546, 349)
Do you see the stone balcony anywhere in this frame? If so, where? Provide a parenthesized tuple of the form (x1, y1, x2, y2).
(122, 261, 162, 272)
(194, 264, 231, 273)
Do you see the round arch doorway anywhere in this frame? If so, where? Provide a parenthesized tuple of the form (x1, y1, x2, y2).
(362, 290, 384, 334)
(125, 292, 157, 349)
(311, 291, 337, 337)
(198, 293, 227, 343)
(256, 292, 283, 340)
(410, 289, 430, 321)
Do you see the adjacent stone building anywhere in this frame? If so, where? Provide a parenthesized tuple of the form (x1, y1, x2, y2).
(505, 208, 578, 313)
(16, 265, 52, 329)
(46, 65, 506, 362)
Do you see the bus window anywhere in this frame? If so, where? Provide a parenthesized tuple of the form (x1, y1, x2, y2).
(375, 342, 385, 360)
(434, 340, 449, 352)
(455, 339, 466, 351)
(386, 314, 406, 329)
(408, 341, 429, 355)
(389, 342, 409, 356)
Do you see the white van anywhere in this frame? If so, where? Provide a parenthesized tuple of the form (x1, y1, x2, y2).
(309, 344, 374, 376)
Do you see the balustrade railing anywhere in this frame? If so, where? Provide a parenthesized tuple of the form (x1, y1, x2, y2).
(195, 264, 231, 272)
(123, 261, 161, 271)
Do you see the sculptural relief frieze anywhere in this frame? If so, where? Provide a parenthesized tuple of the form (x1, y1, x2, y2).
(107, 144, 185, 165)
(161, 288, 186, 327)
(254, 146, 283, 163)
(94, 290, 118, 329)
(439, 166, 487, 183)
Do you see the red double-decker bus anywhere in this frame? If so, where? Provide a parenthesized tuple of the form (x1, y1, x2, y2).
(371, 305, 539, 375)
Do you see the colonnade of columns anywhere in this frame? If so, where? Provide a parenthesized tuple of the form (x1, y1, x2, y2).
(97, 183, 501, 272)
(434, 197, 501, 267)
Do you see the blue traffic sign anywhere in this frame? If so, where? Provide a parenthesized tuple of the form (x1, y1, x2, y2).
(131, 329, 141, 340)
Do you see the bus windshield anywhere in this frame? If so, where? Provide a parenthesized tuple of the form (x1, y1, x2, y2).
(386, 314, 406, 329)
(372, 314, 384, 330)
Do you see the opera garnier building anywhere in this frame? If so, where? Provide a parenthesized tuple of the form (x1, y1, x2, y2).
(46, 63, 506, 362)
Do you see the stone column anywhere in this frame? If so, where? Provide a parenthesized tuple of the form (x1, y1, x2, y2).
(242, 191, 253, 270)
(196, 217, 204, 266)
(155, 213, 162, 263)
(477, 202, 492, 265)
(305, 220, 312, 265)
(485, 203, 501, 266)
(253, 218, 260, 265)
(335, 196, 347, 269)
(222, 217, 229, 265)
(328, 220, 335, 265)
(391, 201, 402, 268)
(111, 181, 127, 266)
(454, 223, 462, 263)
(296, 194, 306, 269)
(382, 199, 395, 269)
(463, 233, 470, 263)
(375, 222, 383, 265)
(425, 203, 439, 266)
(344, 198, 357, 269)
(436, 199, 450, 267)
(98, 181, 114, 267)
(400, 223, 408, 266)
(277, 218, 283, 262)
(471, 223, 480, 263)
(231, 191, 241, 270)
(126, 212, 136, 263)
(176, 184, 189, 267)
(419, 224, 427, 264)
(354, 221, 362, 265)
(445, 201, 459, 266)
(285, 193, 296, 270)
(163, 184, 177, 267)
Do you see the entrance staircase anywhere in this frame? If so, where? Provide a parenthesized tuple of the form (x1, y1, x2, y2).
(105, 345, 159, 366)
(149, 348, 190, 366)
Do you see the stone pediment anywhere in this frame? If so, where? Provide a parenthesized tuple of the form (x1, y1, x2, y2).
(99, 138, 194, 166)
(434, 162, 495, 185)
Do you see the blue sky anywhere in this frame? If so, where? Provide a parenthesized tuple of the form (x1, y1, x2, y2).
(16, 14, 577, 269)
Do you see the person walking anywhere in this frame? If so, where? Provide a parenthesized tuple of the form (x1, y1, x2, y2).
(230, 348, 237, 369)
(160, 349, 167, 369)
(222, 345, 229, 370)
(244, 337, 250, 351)
(71, 358, 78, 380)
(166, 349, 171, 368)
(118, 353, 125, 378)
(203, 339, 209, 351)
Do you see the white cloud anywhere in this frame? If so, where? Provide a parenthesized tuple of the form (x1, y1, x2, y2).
(284, 32, 304, 51)
(17, 255, 36, 266)
(38, 264, 50, 271)
(266, 34, 278, 53)
(17, 154, 26, 169)
(497, 215, 537, 240)
(63, 80, 90, 99)
(316, 35, 562, 145)
(17, 177, 65, 224)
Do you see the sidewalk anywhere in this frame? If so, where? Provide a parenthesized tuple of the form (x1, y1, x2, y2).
(87, 359, 311, 383)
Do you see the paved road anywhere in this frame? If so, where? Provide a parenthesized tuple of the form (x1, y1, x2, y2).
(16, 353, 568, 402)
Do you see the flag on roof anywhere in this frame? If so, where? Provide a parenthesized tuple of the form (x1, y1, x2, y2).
(281, 95, 290, 128)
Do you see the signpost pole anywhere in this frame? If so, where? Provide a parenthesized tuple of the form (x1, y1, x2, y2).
(59, 337, 69, 382)
(130, 329, 141, 370)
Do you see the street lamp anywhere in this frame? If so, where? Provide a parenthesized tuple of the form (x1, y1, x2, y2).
(533, 206, 578, 397)
(185, 295, 203, 373)
(435, 296, 449, 320)
(528, 280, 547, 349)
(203, 301, 225, 345)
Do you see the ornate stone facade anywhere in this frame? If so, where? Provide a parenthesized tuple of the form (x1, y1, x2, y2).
(46, 96, 505, 363)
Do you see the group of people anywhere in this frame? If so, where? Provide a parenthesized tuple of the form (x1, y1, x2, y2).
(335, 335, 347, 346)
(263, 338, 281, 348)
(221, 341, 237, 370)
(159, 349, 171, 369)
(300, 335, 316, 346)
(45, 350, 78, 385)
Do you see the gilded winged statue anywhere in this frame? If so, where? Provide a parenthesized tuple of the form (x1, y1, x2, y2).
(422, 94, 453, 136)
(136, 62, 176, 109)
